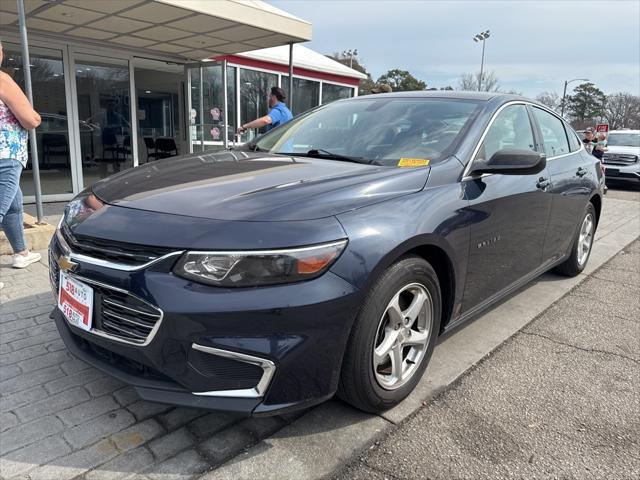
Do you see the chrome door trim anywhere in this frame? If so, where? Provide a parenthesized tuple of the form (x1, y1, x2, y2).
(191, 344, 276, 398)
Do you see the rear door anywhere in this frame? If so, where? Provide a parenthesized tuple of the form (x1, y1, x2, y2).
(530, 106, 592, 263)
(460, 103, 552, 313)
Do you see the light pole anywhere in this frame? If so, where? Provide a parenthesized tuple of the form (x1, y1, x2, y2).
(473, 30, 490, 91)
(561, 78, 589, 117)
(341, 49, 358, 69)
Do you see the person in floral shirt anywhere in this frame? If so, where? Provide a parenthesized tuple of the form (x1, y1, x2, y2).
(0, 39, 42, 284)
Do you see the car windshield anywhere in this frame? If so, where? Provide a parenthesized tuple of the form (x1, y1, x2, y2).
(607, 133, 640, 147)
(253, 97, 482, 166)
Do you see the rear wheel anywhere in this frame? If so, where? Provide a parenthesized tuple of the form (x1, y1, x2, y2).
(555, 203, 596, 277)
(338, 256, 441, 412)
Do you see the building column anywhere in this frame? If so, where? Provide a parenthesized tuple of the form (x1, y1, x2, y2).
(17, 0, 44, 222)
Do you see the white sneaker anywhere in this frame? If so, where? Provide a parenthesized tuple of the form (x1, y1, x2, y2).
(12, 252, 42, 269)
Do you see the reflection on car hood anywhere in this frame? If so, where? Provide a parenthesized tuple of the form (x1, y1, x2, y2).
(605, 146, 640, 155)
(91, 150, 431, 221)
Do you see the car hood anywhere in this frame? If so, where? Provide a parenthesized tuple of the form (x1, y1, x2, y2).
(91, 150, 430, 221)
(605, 145, 640, 155)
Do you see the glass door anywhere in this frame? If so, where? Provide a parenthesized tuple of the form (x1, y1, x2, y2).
(73, 53, 133, 189)
(1, 41, 74, 199)
(186, 62, 236, 153)
(134, 57, 185, 164)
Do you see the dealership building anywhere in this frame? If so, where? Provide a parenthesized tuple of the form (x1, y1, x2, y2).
(0, 0, 366, 204)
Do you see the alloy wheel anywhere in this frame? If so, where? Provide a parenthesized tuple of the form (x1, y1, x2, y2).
(577, 213, 594, 266)
(373, 283, 433, 390)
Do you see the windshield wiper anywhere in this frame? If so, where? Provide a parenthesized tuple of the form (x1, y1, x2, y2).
(305, 148, 375, 165)
(247, 142, 266, 152)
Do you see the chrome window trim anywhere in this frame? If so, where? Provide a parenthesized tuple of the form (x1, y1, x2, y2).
(462, 100, 586, 181)
(190, 344, 276, 398)
(56, 227, 184, 272)
(62, 273, 165, 347)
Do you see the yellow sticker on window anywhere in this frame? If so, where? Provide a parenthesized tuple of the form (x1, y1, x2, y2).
(398, 158, 430, 167)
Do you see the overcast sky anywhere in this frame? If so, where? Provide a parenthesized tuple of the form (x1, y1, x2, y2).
(269, 0, 640, 97)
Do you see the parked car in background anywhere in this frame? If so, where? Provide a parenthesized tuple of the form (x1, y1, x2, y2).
(602, 129, 640, 183)
(48, 92, 604, 416)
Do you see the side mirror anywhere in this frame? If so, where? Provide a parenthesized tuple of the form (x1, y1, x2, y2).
(471, 149, 547, 176)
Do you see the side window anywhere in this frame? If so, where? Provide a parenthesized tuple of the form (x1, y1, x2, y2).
(476, 105, 535, 161)
(532, 107, 570, 157)
(565, 124, 582, 152)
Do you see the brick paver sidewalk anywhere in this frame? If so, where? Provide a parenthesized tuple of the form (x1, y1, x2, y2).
(0, 255, 301, 480)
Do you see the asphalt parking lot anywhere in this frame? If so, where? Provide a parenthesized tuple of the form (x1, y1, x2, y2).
(1, 183, 639, 479)
(336, 238, 640, 480)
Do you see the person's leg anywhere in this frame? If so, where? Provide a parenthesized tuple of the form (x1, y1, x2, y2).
(0, 159, 28, 253)
(4, 183, 28, 253)
(0, 159, 40, 268)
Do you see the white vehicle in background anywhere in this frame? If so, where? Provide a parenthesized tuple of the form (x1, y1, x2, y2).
(602, 130, 640, 184)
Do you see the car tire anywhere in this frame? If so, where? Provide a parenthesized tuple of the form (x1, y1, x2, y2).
(337, 255, 441, 413)
(554, 202, 597, 277)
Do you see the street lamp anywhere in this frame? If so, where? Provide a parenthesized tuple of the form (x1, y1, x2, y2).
(561, 78, 589, 117)
(472, 30, 490, 91)
(341, 49, 358, 69)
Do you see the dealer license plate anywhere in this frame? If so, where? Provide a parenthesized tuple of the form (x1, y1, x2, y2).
(606, 168, 620, 177)
(58, 272, 93, 332)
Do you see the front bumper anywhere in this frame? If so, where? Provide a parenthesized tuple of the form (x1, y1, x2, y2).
(49, 230, 361, 416)
(603, 162, 640, 182)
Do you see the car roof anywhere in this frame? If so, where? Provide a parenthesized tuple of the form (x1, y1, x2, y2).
(609, 129, 640, 134)
(348, 90, 530, 102)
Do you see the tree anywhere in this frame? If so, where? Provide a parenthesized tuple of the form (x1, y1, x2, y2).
(535, 91, 560, 111)
(458, 70, 500, 92)
(376, 69, 427, 92)
(603, 92, 640, 129)
(566, 82, 606, 123)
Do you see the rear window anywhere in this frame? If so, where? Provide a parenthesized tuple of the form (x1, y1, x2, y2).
(565, 123, 582, 152)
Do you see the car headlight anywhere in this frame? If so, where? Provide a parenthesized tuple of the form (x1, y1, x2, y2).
(173, 239, 348, 287)
(63, 192, 104, 228)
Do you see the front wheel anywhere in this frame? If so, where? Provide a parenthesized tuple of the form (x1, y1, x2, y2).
(554, 203, 597, 277)
(337, 256, 441, 413)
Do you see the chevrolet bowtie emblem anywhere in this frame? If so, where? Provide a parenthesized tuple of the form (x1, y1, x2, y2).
(57, 255, 78, 272)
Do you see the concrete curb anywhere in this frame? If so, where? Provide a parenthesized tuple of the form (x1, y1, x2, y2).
(204, 197, 640, 480)
(0, 213, 55, 255)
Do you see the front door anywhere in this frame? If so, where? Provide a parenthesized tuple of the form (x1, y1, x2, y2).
(461, 103, 552, 313)
(186, 61, 235, 154)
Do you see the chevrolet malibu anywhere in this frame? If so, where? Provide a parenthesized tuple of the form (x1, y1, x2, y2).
(49, 92, 603, 415)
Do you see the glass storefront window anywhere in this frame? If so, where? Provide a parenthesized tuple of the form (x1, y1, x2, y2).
(134, 58, 184, 163)
(74, 54, 132, 188)
(322, 83, 353, 105)
(239, 68, 278, 142)
(189, 64, 236, 151)
(1, 42, 71, 196)
(282, 76, 320, 115)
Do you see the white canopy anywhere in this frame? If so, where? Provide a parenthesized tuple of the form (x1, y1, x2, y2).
(0, 0, 312, 60)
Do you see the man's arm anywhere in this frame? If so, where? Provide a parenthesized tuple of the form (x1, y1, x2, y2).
(237, 114, 272, 133)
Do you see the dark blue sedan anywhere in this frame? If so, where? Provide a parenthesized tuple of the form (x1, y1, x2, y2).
(49, 92, 603, 415)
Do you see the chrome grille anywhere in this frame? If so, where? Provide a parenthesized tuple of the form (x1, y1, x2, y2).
(49, 248, 60, 296)
(603, 153, 638, 165)
(60, 223, 174, 267)
(91, 281, 163, 344)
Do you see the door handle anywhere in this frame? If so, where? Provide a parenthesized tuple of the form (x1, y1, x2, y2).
(536, 177, 551, 190)
(577, 167, 588, 177)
